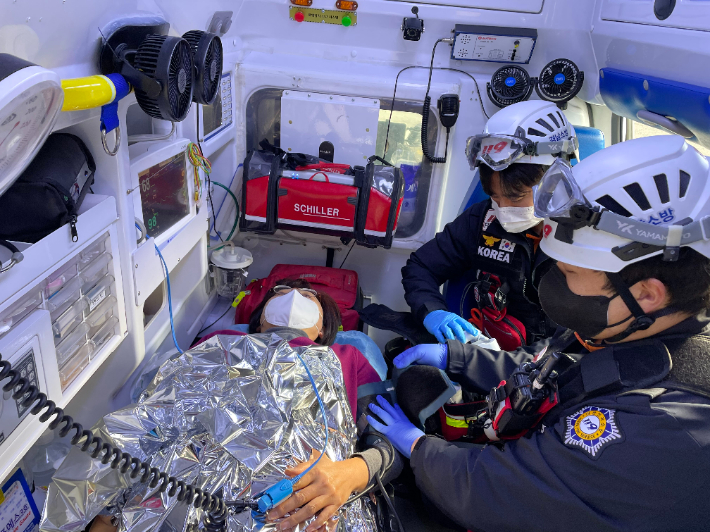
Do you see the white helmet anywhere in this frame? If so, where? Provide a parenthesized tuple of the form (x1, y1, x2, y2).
(537, 135, 710, 272)
(465, 100, 578, 171)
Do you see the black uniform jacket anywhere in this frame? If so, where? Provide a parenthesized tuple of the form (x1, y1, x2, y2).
(401, 199, 556, 342)
(410, 316, 710, 532)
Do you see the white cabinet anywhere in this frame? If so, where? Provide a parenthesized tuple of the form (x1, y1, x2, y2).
(601, 0, 710, 32)
(0, 195, 127, 483)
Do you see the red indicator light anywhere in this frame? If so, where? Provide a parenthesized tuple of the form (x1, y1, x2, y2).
(294, 11, 305, 22)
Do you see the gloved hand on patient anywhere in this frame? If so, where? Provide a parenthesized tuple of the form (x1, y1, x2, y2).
(393, 343, 448, 370)
(366, 395, 425, 458)
(423, 309, 479, 343)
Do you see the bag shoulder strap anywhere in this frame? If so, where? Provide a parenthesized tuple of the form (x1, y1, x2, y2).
(556, 334, 710, 410)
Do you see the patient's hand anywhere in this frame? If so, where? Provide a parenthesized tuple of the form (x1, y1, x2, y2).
(266, 451, 369, 532)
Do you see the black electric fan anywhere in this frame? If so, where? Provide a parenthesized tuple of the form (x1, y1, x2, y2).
(99, 23, 195, 122)
(535, 58, 584, 109)
(182, 30, 223, 105)
(486, 65, 535, 108)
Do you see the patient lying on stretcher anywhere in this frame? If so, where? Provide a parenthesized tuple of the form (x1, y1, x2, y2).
(85, 280, 399, 532)
(201, 278, 383, 415)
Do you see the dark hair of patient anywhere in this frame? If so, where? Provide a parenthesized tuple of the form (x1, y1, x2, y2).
(248, 278, 342, 346)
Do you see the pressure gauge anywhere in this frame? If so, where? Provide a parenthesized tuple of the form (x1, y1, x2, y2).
(0, 54, 63, 197)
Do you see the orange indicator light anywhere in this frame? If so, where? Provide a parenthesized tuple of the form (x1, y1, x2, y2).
(336, 1, 358, 10)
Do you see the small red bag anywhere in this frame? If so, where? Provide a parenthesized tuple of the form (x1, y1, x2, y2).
(468, 273, 527, 351)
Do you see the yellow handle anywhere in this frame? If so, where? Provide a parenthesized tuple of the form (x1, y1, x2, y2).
(232, 290, 250, 308)
(61, 75, 116, 111)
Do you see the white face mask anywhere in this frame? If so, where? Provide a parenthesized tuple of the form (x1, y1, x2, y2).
(264, 289, 321, 330)
(491, 200, 543, 233)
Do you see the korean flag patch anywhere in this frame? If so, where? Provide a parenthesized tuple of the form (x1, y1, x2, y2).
(564, 406, 623, 459)
(500, 239, 516, 252)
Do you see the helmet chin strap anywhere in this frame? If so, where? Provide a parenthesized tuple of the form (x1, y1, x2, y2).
(592, 273, 677, 344)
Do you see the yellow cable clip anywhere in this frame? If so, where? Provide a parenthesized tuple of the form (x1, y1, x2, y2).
(232, 290, 250, 307)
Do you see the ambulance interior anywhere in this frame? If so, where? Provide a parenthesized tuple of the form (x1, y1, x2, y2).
(1, 0, 710, 528)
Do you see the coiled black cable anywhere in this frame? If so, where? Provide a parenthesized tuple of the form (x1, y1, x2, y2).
(0, 353, 231, 531)
(421, 95, 450, 164)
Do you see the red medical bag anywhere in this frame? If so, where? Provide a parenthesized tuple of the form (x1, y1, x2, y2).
(240, 149, 404, 249)
(234, 264, 362, 330)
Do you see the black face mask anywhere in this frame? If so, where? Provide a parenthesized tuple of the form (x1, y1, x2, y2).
(538, 266, 632, 339)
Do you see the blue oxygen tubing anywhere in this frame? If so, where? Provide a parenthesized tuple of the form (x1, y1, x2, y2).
(292, 350, 329, 482)
(154, 243, 184, 355)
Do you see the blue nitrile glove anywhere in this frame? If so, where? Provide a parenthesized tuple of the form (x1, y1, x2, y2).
(423, 310, 479, 343)
(366, 395, 425, 458)
(393, 343, 448, 370)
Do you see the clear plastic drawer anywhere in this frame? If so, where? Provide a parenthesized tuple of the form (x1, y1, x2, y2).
(46, 258, 79, 300)
(84, 275, 114, 314)
(80, 253, 112, 293)
(0, 286, 44, 338)
(52, 297, 88, 342)
(59, 341, 93, 390)
(47, 276, 83, 321)
(55, 321, 89, 369)
(90, 316, 118, 354)
(85, 295, 117, 338)
(79, 233, 110, 269)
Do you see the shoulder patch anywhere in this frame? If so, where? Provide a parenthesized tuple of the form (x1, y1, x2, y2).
(564, 406, 623, 459)
(500, 238, 516, 252)
(482, 209, 496, 231)
(482, 235, 501, 247)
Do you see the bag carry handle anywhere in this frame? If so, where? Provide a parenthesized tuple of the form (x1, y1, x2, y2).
(368, 155, 394, 167)
(308, 171, 330, 183)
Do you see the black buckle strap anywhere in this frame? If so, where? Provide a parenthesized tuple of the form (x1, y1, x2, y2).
(550, 204, 601, 244)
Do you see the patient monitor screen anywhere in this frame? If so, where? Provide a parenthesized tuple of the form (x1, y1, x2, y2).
(138, 152, 190, 239)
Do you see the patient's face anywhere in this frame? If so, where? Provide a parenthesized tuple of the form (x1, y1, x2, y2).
(259, 288, 324, 341)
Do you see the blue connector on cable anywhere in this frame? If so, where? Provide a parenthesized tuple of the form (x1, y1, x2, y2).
(254, 479, 294, 514)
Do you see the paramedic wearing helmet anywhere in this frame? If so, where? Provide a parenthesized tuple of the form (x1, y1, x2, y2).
(402, 100, 578, 346)
(364, 136, 710, 530)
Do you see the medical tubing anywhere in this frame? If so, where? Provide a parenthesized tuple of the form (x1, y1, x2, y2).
(0, 353, 230, 526)
(376, 473, 404, 532)
(210, 165, 242, 242)
(211, 181, 239, 241)
(135, 220, 147, 244)
(155, 244, 184, 355)
(291, 351, 329, 484)
(197, 304, 234, 336)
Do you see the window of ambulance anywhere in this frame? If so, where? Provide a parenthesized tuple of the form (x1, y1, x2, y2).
(629, 120, 710, 157)
(245, 89, 439, 239)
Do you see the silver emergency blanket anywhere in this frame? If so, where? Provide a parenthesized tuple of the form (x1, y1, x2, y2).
(40, 334, 376, 532)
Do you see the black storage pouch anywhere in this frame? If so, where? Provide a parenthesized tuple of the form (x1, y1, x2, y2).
(0, 133, 95, 243)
